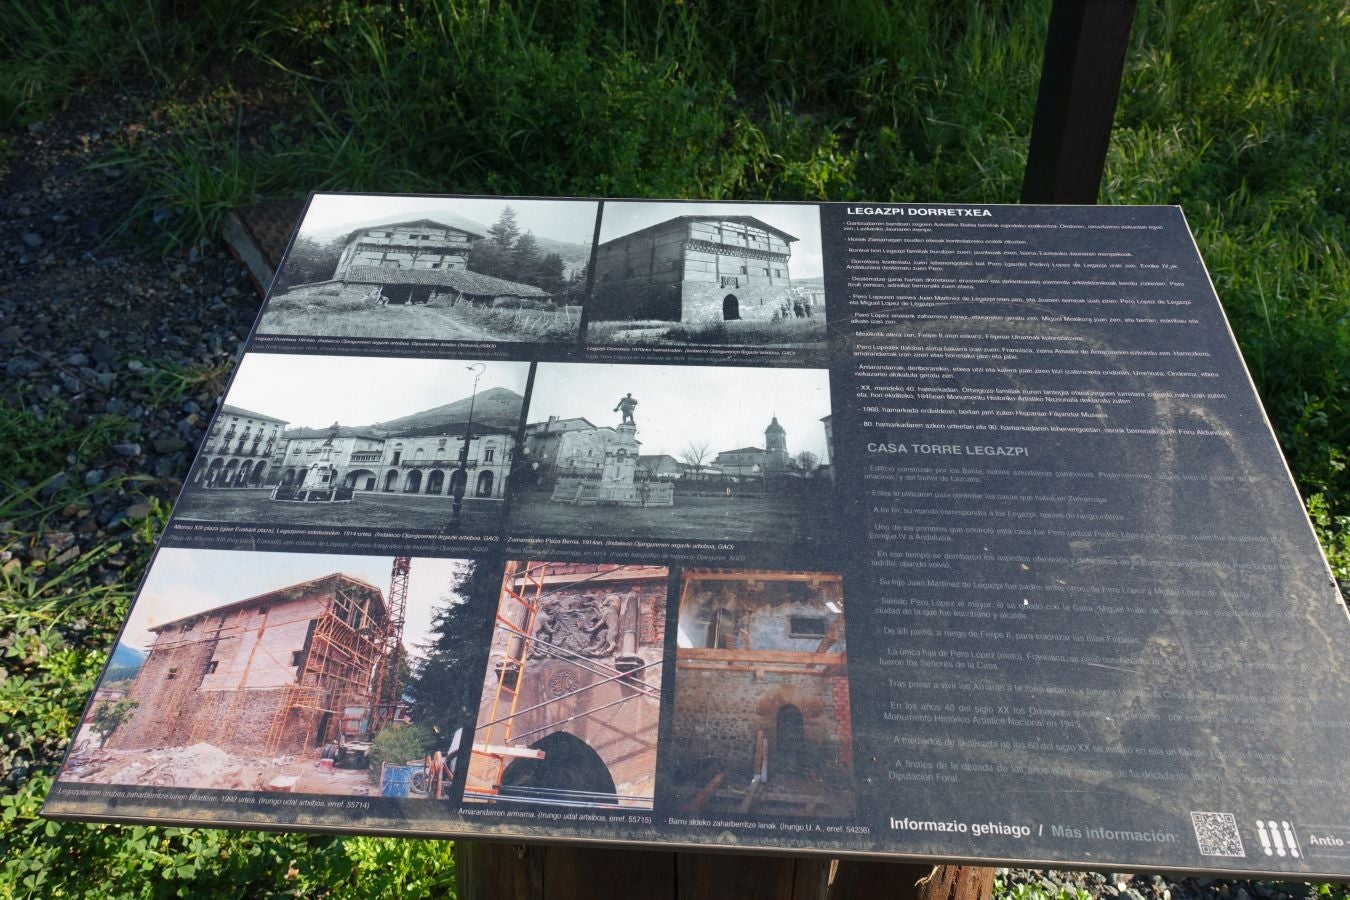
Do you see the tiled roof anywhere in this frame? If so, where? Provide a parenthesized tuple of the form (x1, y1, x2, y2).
(601, 214, 799, 248)
(284, 426, 385, 440)
(220, 404, 288, 425)
(525, 417, 597, 434)
(151, 573, 385, 633)
(341, 216, 490, 243)
(343, 266, 550, 297)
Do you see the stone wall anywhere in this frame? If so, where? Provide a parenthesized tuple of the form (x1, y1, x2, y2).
(554, 427, 630, 473)
(107, 636, 216, 750)
(680, 281, 795, 324)
(670, 667, 851, 780)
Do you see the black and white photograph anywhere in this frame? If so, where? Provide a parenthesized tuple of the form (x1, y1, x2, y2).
(177, 353, 529, 533)
(508, 362, 833, 546)
(257, 194, 599, 344)
(585, 201, 827, 349)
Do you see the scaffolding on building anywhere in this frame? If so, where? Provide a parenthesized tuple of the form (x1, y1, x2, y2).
(464, 560, 546, 797)
(262, 575, 390, 756)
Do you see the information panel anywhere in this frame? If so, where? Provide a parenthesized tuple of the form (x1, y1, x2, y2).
(45, 196, 1350, 876)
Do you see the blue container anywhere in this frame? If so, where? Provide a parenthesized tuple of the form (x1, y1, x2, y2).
(381, 764, 417, 798)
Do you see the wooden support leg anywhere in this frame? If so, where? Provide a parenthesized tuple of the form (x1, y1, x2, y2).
(454, 843, 993, 900)
(1020, 0, 1139, 203)
(829, 862, 995, 900)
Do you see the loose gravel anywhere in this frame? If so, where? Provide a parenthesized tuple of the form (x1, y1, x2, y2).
(0, 90, 259, 579)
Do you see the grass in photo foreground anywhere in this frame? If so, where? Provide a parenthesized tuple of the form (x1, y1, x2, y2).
(261, 287, 581, 344)
(507, 491, 831, 545)
(172, 489, 506, 533)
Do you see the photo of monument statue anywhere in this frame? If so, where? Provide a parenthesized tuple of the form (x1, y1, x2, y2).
(584, 201, 828, 351)
(507, 362, 834, 548)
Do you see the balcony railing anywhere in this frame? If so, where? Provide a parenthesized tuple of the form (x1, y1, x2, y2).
(399, 458, 479, 469)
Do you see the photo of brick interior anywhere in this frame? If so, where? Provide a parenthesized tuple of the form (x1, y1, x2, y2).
(464, 562, 668, 810)
(669, 569, 854, 818)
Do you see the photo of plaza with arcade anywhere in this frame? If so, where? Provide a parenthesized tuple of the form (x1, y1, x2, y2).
(175, 354, 529, 534)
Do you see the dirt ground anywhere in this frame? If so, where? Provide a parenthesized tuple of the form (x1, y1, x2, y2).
(258, 302, 500, 342)
(172, 488, 507, 533)
(507, 491, 830, 545)
(60, 735, 374, 796)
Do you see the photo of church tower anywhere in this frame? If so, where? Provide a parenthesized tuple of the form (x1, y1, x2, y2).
(712, 416, 791, 477)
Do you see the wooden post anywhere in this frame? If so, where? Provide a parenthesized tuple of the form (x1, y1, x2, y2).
(455, 843, 992, 900)
(1021, 0, 1139, 203)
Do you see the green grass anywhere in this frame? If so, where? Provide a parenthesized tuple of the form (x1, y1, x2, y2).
(1, 0, 1348, 894)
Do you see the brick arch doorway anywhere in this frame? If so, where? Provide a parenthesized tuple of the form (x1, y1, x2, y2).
(499, 732, 616, 806)
(722, 294, 739, 320)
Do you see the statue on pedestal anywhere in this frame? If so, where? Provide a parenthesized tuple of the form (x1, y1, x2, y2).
(614, 393, 638, 426)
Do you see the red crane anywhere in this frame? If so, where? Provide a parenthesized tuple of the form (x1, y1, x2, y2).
(371, 555, 411, 728)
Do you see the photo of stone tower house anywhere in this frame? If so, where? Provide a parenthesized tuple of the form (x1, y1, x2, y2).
(466, 562, 667, 809)
(590, 215, 799, 323)
(669, 569, 854, 818)
(107, 573, 388, 757)
(332, 218, 550, 306)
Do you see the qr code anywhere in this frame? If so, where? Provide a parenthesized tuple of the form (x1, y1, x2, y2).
(1191, 812, 1245, 857)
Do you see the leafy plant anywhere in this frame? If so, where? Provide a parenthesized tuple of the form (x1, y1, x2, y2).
(89, 698, 139, 748)
(366, 724, 435, 784)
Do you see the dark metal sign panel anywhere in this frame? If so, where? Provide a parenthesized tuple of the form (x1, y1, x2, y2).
(44, 196, 1349, 877)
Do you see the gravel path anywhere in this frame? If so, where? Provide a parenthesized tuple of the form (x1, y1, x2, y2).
(0, 90, 259, 568)
(0, 88, 1334, 898)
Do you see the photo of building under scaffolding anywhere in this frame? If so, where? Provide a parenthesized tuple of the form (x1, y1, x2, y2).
(464, 561, 668, 810)
(668, 568, 855, 818)
(57, 549, 471, 799)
